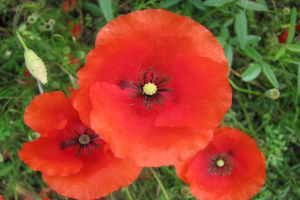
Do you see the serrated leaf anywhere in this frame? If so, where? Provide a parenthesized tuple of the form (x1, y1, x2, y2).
(83, 2, 101, 16)
(203, 0, 234, 7)
(237, 1, 267, 11)
(160, 0, 182, 8)
(286, 44, 300, 53)
(188, 0, 206, 10)
(241, 63, 261, 82)
(261, 62, 279, 88)
(244, 46, 262, 61)
(235, 11, 247, 49)
(98, 0, 113, 22)
(224, 44, 233, 67)
(287, 7, 297, 44)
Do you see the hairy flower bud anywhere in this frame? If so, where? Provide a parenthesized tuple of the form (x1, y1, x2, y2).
(24, 49, 48, 84)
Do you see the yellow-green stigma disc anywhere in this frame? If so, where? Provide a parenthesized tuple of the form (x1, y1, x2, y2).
(216, 159, 225, 167)
(143, 83, 157, 96)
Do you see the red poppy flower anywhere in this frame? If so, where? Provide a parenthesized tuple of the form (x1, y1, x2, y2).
(0, 195, 3, 200)
(69, 21, 82, 39)
(62, 0, 76, 12)
(19, 91, 142, 199)
(279, 24, 300, 43)
(73, 9, 232, 167)
(176, 127, 266, 200)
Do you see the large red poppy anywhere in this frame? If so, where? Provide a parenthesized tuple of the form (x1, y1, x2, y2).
(176, 127, 266, 200)
(73, 9, 232, 167)
(19, 91, 142, 199)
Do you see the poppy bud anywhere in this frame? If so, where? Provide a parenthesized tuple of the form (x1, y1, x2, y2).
(24, 49, 48, 84)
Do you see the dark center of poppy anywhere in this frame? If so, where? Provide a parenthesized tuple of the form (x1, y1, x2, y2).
(208, 153, 233, 176)
(78, 134, 91, 145)
(119, 68, 173, 109)
(60, 128, 100, 156)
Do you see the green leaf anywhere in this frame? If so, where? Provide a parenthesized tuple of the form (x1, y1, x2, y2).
(287, 7, 297, 44)
(241, 63, 261, 82)
(244, 46, 262, 61)
(261, 62, 279, 88)
(83, 2, 101, 16)
(224, 44, 233, 67)
(237, 1, 267, 11)
(235, 11, 248, 49)
(275, 47, 286, 60)
(286, 44, 300, 53)
(188, 0, 206, 10)
(0, 165, 12, 177)
(98, 0, 113, 22)
(203, 0, 234, 7)
(298, 64, 300, 95)
(160, 0, 182, 8)
(245, 35, 261, 45)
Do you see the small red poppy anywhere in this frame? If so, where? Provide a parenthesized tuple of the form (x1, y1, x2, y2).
(279, 24, 300, 43)
(62, 0, 76, 12)
(0, 195, 3, 200)
(19, 91, 142, 199)
(69, 21, 82, 39)
(176, 127, 266, 200)
(73, 9, 232, 167)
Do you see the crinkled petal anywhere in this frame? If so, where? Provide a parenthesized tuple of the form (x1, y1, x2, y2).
(43, 147, 142, 199)
(24, 91, 79, 136)
(155, 56, 231, 128)
(19, 131, 82, 176)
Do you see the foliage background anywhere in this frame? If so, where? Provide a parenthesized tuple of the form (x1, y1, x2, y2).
(0, 0, 299, 199)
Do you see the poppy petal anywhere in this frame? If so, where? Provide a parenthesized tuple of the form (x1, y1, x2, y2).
(90, 82, 213, 166)
(43, 147, 142, 199)
(155, 56, 231, 129)
(24, 91, 79, 136)
(96, 9, 227, 65)
(19, 131, 82, 176)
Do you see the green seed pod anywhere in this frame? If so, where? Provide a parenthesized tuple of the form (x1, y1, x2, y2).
(24, 49, 48, 84)
(264, 88, 280, 100)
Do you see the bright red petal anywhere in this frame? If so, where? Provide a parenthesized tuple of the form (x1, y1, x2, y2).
(19, 130, 82, 176)
(90, 82, 213, 166)
(43, 146, 142, 199)
(155, 56, 231, 128)
(24, 91, 79, 136)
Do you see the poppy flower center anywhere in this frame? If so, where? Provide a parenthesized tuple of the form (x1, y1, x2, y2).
(119, 68, 173, 109)
(60, 128, 100, 155)
(78, 134, 91, 145)
(208, 153, 233, 176)
(143, 82, 157, 96)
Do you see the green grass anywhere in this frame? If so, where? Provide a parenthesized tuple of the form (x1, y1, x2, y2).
(0, 0, 300, 199)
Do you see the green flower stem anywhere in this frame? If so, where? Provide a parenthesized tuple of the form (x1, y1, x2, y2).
(16, 31, 28, 50)
(149, 168, 170, 200)
(229, 79, 261, 96)
(123, 187, 134, 200)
